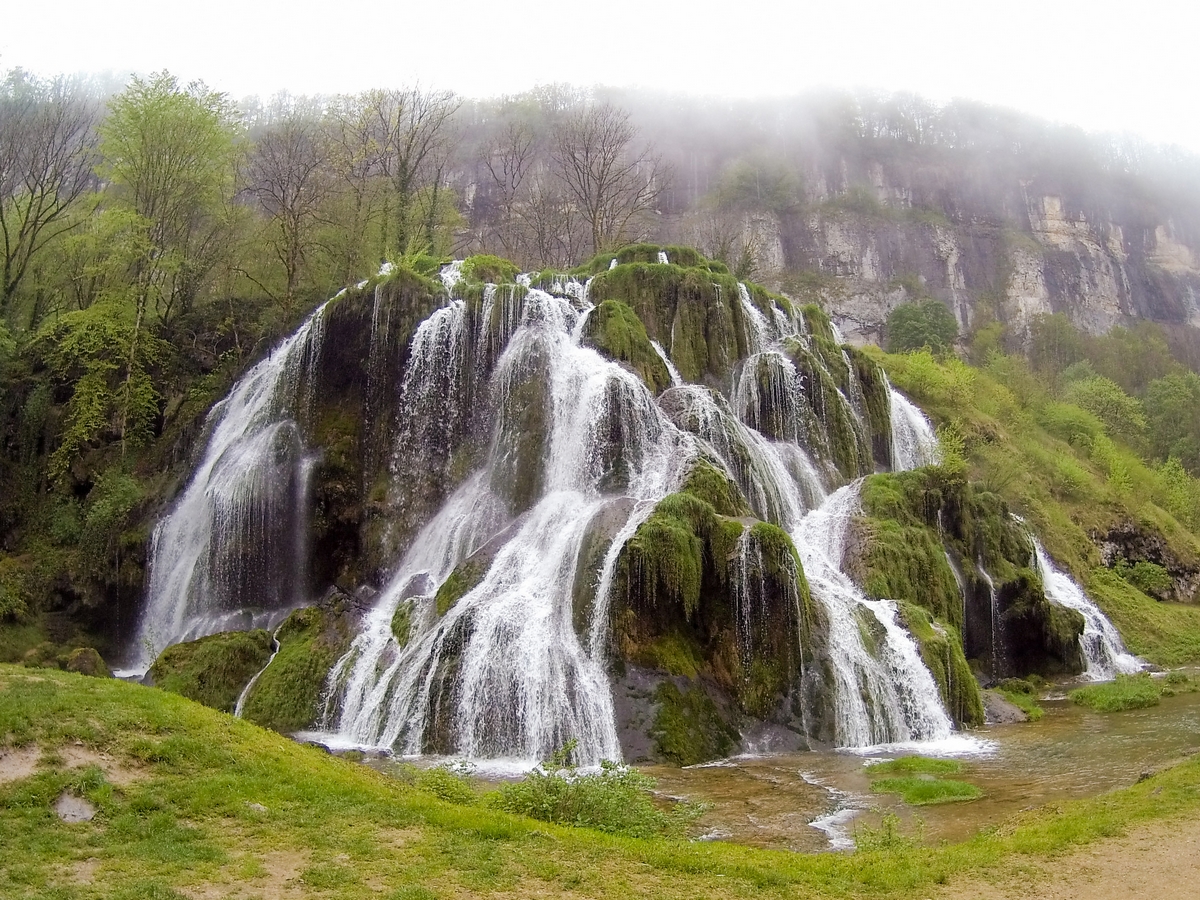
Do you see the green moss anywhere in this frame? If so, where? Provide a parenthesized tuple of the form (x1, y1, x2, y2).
(391, 602, 413, 647)
(848, 346, 894, 468)
(583, 300, 672, 393)
(149, 630, 273, 714)
(800, 303, 837, 343)
(1069, 673, 1162, 712)
(900, 603, 985, 727)
(435, 558, 488, 617)
(787, 341, 872, 478)
(588, 264, 745, 385)
(649, 681, 739, 766)
(64, 647, 110, 677)
(681, 459, 752, 518)
(459, 254, 519, 284)
(859, 516, 963, 628)
(640, 632, 704, 678)
(240, 603, 353, 733)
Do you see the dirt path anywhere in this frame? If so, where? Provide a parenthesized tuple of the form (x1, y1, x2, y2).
(938, 815, 1200, 900)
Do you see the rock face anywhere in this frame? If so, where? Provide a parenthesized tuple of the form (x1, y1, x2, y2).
(764, 161, 1200, 345)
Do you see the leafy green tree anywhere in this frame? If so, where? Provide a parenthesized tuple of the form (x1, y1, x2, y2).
(1063, 375, 1146, 440)
(885, 299, 958, 353)
(97, 72, 241, 327)
(1145, 373, 1200, 471)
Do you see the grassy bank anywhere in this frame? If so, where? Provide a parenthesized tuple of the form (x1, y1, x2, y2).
(5, 667, 1200, 899)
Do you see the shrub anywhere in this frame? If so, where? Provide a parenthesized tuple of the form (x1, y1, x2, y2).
(490, 742, 704, 839)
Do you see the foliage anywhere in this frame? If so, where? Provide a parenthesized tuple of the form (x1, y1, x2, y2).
(1069, 673, 1163, 712)
(491, 742, 704, 839)
(885, 299, 958, 353)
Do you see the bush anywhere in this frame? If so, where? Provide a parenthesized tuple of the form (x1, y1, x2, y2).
(490, 743, 704, 839)
(885, 300, 958, 354)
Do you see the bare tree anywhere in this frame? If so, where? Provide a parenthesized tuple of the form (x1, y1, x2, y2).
(0, 72, 99, 308)
(483, 121, 535, 258)
(365, 87, 460, 253)
(551, 103, 667, 254)
(243, 109, 333, 310)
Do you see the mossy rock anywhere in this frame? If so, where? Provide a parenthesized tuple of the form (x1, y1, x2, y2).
(435, 557, 489, 617)
(587, 263, 752, 386)
(854, 515, 964, 629)
(900, 603, 985, 726)
(64, 647, 110, 678)
(149, 630, 273, 713)
(488, 344, 550, 514)
(459, 254, 519, 285)
(582, 300, 672, 393)
(240, 599, 355, 733)
(649, 681, 739, 766)
(682, 459, 752, 518)
(1000, 571, 1086, 676)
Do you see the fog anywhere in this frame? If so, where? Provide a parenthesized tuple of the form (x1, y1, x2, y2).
(2, 0, 1198, 152)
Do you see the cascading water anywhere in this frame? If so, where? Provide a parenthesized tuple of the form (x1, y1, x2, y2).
(887, 376, 940, 470)
(130, 304, 328, 670)
(1032, 539, 1143, 680)
(650, 339, 683, 387)
(327, 285, 692, 764)
(793, 483, 954, 746)
(976, 562, 1005, 677)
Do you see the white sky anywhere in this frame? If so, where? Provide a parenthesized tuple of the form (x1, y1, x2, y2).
(3, 0, 1198, 152)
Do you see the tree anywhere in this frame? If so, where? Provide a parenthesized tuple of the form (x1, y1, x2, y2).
(552, 103, 666, 254)
(98, 72, 241, 327)
(242, 107, 333, 311)
(0, 71, 99, 310)
(885, 299, 958, 353)
(365, 87, 460, 254)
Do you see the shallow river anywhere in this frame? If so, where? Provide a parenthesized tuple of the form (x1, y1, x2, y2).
(645, 687, 1200, 852)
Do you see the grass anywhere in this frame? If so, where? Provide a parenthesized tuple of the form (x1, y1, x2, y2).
(7, 666, 1200, 899)
(869, 777, 984, 806)
(1069, 672, 1199, 712)
(865, 757, 983, 806)
(996, 689, 1045, 721)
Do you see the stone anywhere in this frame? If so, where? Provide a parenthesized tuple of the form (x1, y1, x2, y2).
(53, 792, 96, 823)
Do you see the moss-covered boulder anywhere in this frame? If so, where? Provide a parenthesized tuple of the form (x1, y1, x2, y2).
(459, 254, 519, 285)
(609, 462, 828, 760)
(587, 261, 751, 387)
(582, 300, 672, 393)
(149, 630, 273, 713)
(1000, 572, 1086, 676)
(240, 595, 356, 733)
(649, 681, 739, 766)
(64, 647, 110, 678)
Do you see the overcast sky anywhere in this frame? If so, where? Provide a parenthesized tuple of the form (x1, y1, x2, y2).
(3, 0, 1197, 151)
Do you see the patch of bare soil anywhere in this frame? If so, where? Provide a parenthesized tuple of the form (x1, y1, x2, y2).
(938, 815, 1200, 900)
(0, 745, 40, 784)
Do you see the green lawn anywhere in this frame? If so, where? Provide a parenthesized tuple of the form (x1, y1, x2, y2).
(5, 666, 1200, 899)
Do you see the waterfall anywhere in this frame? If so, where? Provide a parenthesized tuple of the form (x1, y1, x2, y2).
(737, 282, 773, 352)
(234, 621, 284, 718)
(130, 303, 328, 670)
(976, 562, 1005, 678)
(793, 483, 954, 746)
(887, 376, 940, 470)
(327, 285, 692, 764)
(1032, 540, 1143, 681)
(649, 339, 683, 387)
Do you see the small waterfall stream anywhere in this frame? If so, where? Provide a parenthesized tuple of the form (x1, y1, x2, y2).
(1032, 540, 1143, 680)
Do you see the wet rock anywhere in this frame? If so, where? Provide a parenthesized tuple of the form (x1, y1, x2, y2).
(64, 648, 110, 678)
(982, 690, 1029, 724)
